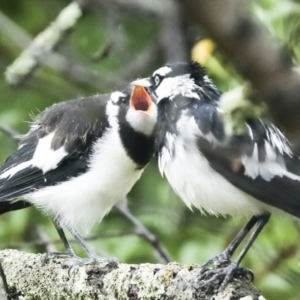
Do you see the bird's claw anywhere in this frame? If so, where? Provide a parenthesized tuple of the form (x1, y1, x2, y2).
(43, 250, 78, 264)
(68, 256, 120, 276)
(198, 261, 254, 292)
(198, 251, 231, 277)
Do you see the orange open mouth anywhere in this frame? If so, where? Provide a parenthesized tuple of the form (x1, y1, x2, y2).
(130, 86, 152, 113)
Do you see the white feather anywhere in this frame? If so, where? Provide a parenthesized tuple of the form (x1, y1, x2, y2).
(159, 114, 267, 216)
(125, 106, 157, 136)
(246, 124, 254, 140)
(0, 132, 67, 179)
(158, 132, 176, 176)
(242, 143, 259, 179)
(155, 75, 200, 102)
(106, 95, 120, 128)
(267, 124, 292, 156)
(32, 133, 67, 173)
(153, 66, 172, 77)
(0, 161, 33, 179)
(111, 91, 126, 104)
(241, 140, 300, 182)
(25, 126, 144, 232)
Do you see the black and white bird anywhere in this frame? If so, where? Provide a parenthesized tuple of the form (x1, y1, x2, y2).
(132, 61, 300, 288)
(0, 85, 157, 266)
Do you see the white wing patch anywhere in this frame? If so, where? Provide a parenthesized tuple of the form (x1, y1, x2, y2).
(265, 123, 292, 156)
(0, 132, 68, 179)
(241, 126, 300, 181)
(32, 133, 67, 173)
(241, 122, 295, 181)
(241, 142, 289, 181)
(0, 161, 33, 179)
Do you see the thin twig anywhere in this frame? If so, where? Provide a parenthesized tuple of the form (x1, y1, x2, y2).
(0, 9, 121, 89)
(0, 125, 20, 142)
(0, 260, 11, 300)
(0, 231, 135, 250)
(36, 227, 57, 253)
(116, 202, 171, 264)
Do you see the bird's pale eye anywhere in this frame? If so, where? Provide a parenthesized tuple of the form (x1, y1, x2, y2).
(154, 75, 160, 86)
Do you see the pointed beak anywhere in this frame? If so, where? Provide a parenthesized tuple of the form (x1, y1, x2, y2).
(130, 86, 153, 114)
(130, 78, 152, 88)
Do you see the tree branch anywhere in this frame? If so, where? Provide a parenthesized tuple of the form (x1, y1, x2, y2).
(0, 249, 265, 300)
(179, 0, 300, 141)
(0, 125, 21, 142)
(5, 2, 83, 86)
(116, 203, 171, 264)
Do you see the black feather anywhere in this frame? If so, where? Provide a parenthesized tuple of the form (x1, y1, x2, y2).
(0, 94, 110, 213)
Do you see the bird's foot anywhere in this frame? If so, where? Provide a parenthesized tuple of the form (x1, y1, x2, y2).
(68, 255, 120, 275)
(199, 251, 231, 277)
(43, 248, 78, 264)
(198, 261, 254, 292)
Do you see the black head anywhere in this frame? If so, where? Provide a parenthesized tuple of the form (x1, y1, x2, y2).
(153, 61, 220, 102)
(130, 61, 222, 155)
(151, 61, 207, 90)
(131, 61, 220, 104)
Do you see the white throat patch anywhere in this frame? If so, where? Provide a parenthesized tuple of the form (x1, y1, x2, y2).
(125, 105, 157, 136)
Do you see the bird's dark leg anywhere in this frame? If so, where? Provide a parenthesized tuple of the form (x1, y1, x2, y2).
(199, 215, 260, 271)
(233, 214, 271, 266)
(66, 226, 119, 272)
(199, 214, 270, 291)
(55, 225, 76, 255)
(44, 221, 78, 263)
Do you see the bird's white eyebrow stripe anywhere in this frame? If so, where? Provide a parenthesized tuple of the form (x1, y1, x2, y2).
(111, 91, 126, 104)
(153, 66, 172, 77)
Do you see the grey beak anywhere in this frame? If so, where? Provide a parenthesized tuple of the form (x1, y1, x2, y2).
(130, 78, 152, 87)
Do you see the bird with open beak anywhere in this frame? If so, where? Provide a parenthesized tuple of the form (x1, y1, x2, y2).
(0, 84, 157, 268)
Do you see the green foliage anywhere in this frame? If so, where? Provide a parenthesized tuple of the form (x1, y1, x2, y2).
(0, 1, 300, 299)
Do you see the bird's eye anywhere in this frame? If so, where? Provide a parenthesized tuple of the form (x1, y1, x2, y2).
(154, 75, 161, 86)
(120, 97, 128, 104)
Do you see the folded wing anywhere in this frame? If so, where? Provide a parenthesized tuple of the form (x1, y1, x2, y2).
(0, 95, 109, 213)
(197, 116, 300, 218)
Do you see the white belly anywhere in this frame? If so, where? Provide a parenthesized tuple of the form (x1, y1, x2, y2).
(26, 128, 143, 232)
(161, 135, 267, 217)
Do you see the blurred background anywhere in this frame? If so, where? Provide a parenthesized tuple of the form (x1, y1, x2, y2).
(0, 0, 300, 299)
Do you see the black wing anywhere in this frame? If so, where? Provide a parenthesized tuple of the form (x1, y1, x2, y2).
(195, 111, 300, 219)
(0, 94, 110, 213)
